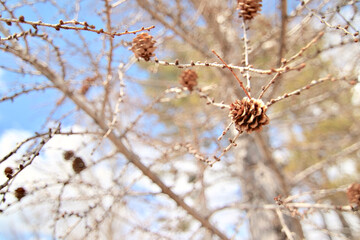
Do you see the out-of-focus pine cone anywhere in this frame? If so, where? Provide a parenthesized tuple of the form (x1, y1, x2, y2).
(63, 150, 75, 160)
(130, 32, 156, 61)
(79, 76, 96, 95)
(4, 167, 13, 178)
(229, 97, 269, 133)
(237, 0, 262, 20)
(15, 187, 26, 201)
(179, 69, 198, 91)
(347, 183, 360, 208)
(72, 157, 86, 174)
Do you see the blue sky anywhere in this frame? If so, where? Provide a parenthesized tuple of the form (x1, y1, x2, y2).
(0, 1, 106, 134)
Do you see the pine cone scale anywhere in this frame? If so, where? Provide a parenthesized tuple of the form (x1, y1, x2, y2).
(259, 115, 269, 124)
(249, 121, 259, 128)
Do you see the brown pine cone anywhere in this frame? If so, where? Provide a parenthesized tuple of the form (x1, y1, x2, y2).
(63, 150, 75, 160)
(79, 77, 96, 95)
(347, 183, 360, 208)
(179, 69, 198, 91)
(72, 157, 86, 174)
(15, 187, 26, 201)
(229, 97, 269, 133)
(237, 0, 262, 20)
(130, 32, 156, 61)
(4, 167, 13, 178)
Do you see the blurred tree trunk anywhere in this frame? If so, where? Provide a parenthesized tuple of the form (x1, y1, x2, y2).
(234, 134, 304, 239)
(336, 211, 353, 239)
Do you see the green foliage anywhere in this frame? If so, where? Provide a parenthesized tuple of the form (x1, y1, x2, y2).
(136, 39, 220, 138)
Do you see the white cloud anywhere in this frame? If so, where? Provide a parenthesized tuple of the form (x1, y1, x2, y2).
(0, 129, 32, 158)
(211, 209, 246, 238)
(0, 125, 167, 239)
(0, 126, 116, 237)
(0, 129, 32, 183)
(205, 179, 241, 209)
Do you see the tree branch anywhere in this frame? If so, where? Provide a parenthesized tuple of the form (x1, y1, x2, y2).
(2, 45, 229, 240)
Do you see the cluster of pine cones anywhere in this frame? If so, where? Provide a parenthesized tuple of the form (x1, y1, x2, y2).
(63, 150, 86, 174)
(3, 167, 27, 201)
(129, 1, 262, 60)
(130, 1, 264, 133)
(130, 32, 199, 91)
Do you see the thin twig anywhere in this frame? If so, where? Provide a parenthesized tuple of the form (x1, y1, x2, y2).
(241, 19, 251, 96)
(211, 49, 251, 99)
(267, 75, 333, 107)
(194, 88, 230, 110)
(211, 131, 241, 166)
(276, 209, 295, 240)
(0, 17, 155, 38)
(285, 31, 325, 65)
(153, 58, 305, 75)
(307, 7, 359, 43)
(292, 141, 360, 185)
(0, 85, 54, 102)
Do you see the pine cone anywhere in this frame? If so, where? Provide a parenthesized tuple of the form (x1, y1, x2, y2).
(179, 69, 198, 91)
(347, 183, 360, 208)
(237, 0, 262, 20)
(72, 157, 86, 174)
(79, 77, 96, 95)
(4, 167, 13, 178)
(130, 32, 156, 61)
(63, 150, 75, 160)
(229, 97, 269, 133)
(15, 187, 26, 201)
